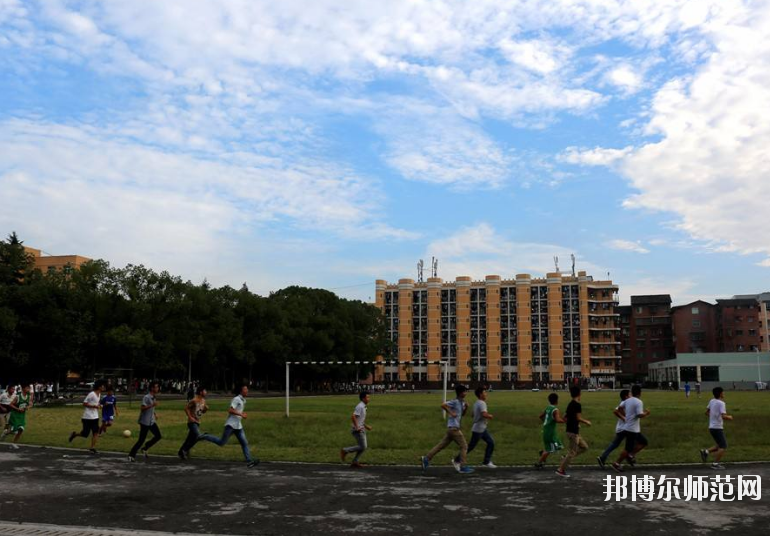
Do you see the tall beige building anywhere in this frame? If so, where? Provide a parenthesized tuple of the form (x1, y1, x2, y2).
(375, 271, 620, 385)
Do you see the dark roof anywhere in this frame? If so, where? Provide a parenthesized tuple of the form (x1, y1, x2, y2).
(671, 299, 715, 311)
(631, 295, 672, 305)
(616, 305, 631, 314)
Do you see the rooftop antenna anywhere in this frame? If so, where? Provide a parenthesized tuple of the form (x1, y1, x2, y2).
(417, 259, 424, 283)
(571, 254, 576, 277)
(553, 255, 560, 273)
(431, 257, 438, 278)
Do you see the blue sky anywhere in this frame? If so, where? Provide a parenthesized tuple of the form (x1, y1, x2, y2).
(1, 0, 769, 304)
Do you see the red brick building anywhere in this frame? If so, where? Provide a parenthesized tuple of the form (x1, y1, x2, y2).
(671, 300, 718, 354)
(717, 297, 764, 352)
(619, 295, 674, 380)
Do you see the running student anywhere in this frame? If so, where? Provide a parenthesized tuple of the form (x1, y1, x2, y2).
(0, 385, 15, 438)
(556, 385, 591, 478)
(69, 380, 105, 454)
(99, 385, 119, 435)
(700, 387, 733, 470)
(178, 386, 217, 460)
(128, 381, 162, 462)
(457, 386, 495, 468)
(612, 384, 650, 472)
(1, 384, 32, 449)
(597, 389, 630, 468)
(198, 384, 259, 467)
(340, 391, 372, 468)
(421, 385, 474, 474)
(535, 392, 565, 469)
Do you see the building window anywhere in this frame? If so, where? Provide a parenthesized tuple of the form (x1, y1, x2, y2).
(637, 350, 645, 359)
(749, 329, 757, 336)
(692, 320, 701, 328)
(701, 366, 720, 381)
(691, 306, 700, 315)
(636, 306, 643, 314)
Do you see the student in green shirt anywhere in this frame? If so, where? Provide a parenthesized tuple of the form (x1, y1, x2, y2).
(534, 392, 565, 469)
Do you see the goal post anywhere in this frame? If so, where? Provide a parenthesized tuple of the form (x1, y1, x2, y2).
(284, 359, 450, 418)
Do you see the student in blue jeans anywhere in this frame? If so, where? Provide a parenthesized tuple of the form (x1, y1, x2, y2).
(198, 384, 259, 468)
(597, 389, 630, 468)
(456, 386, 496, 468)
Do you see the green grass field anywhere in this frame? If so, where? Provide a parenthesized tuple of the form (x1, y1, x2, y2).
(10, 390, 770, 466)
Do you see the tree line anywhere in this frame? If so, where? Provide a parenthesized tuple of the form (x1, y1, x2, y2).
(0, 233, 386, 390)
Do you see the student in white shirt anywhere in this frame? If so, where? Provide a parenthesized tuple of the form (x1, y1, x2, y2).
(68, 380, 105, 454)
(700, 387, 733, 470)
(198, 384, 259, 468)
(340, 391, 372, 468)
(611, 385, 650, 472)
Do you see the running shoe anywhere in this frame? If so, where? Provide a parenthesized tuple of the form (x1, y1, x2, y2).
(9, 443, 19, 450)
(597, 456, 606, 468)
(350, 461, 365, 468)
(89, 448, 98, 455)
(340, 449, 347, 462)
(534, 462, 544, 470)
(611, 462, 623, 473)
(700, 449, 709, 463)
(459, 466, 475, 474)
(627, 455, 636, 467)
(555, 469, 570, 478)
(68, 432, 77, 443)
(711, 463, 725, 470)
(247, 458, 260, 468)
(420, 456, 430, 471)
(452, 458, 462, 472)
(177, 450, 187, 460)
(482, 462, 498, 469)
(141, 448, 149, 459)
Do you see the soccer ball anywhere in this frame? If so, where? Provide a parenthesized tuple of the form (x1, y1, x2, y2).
(123, 430, 132, 438)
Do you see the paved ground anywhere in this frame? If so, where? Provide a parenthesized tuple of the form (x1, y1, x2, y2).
(0, 446, 768, 535)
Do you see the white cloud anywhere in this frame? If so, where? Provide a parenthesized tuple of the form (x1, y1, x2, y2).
(568, 1, 770, 265)
(424, 222, 601, 280)
(616, 276, 698, 306)
(560, 146, 633, 166)
(379, 106, 512, 189)
(0, 119, 415, 283)
(608, 239, 650, 254)
(606, 64, 643, 94)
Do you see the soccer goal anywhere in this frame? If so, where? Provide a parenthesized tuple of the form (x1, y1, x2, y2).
(284, 359, 450, 417)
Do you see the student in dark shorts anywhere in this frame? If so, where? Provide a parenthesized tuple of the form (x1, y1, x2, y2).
(612, 384, 650, 472)
(556, 385, 591, 478)
(699, 387, 733, 470)
(69, 380, 105, 454)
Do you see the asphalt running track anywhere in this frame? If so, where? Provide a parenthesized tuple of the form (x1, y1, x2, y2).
(0, 446, 768, 535)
